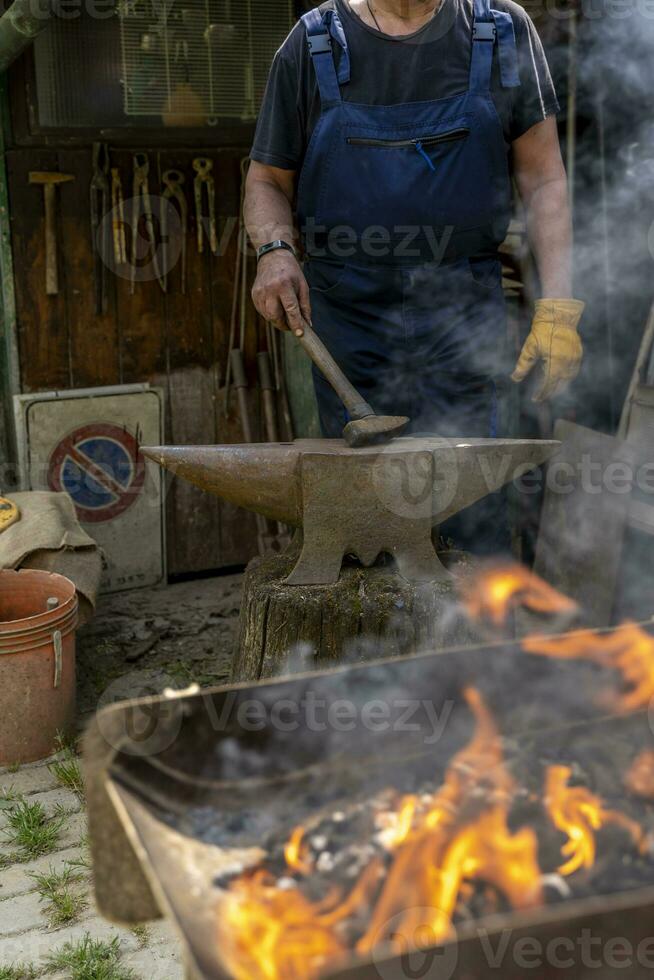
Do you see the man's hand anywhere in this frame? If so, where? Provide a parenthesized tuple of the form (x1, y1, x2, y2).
(511, 299, 585, 402)
(251, 250, 312, 336)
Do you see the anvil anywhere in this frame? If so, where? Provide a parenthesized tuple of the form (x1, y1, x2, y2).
(142, 438, 559, 585)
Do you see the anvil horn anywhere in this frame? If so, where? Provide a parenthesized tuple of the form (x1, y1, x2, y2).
(433, 439, 560, 523)
(140, 444, 303, 525)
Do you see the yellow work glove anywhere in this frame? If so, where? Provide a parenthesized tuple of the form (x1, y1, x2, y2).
(511, 299, 585, 402)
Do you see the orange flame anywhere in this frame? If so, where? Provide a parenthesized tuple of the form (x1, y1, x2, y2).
(544, 765, 644, 876)
(284, 826, 312, 876)
(216, 689, 543, 979)
(461, 564, 654, 713)
(523, 622, 654, 712)
(460, 563, 577, 626)
(217, 870, 347, 980)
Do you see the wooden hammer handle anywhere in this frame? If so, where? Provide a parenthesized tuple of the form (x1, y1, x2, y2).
(43, 184, 58, 296)
(296, 321, 374, 421)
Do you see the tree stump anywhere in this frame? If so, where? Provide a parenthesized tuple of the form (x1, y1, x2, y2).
(233, 550, 477, 682)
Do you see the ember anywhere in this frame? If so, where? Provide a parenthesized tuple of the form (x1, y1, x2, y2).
(216, 688, 543, 980)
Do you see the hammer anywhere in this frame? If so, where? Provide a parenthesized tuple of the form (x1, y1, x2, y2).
(29, 171, 75, 296)
(297, 321, 409, 447)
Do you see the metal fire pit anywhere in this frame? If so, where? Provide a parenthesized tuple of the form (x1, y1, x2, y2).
(85, 634, 654, 980)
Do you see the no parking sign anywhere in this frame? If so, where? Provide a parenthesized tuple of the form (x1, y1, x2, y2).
(15, 385, 164, 593)
(48, 422, 146, 523)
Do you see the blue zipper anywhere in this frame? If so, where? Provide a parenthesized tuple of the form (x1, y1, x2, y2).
(414, 141, 437, 172)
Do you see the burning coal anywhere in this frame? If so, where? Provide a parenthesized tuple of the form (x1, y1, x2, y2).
(214, 563, 654, 980)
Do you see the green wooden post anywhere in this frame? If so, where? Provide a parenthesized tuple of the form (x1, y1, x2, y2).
(0, 72, 19, 484)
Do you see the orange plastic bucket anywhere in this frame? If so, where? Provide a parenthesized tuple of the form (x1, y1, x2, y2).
(0, 569, 78, 764)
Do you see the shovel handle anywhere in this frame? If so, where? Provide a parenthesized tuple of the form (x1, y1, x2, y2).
(296, 321, 374, 421)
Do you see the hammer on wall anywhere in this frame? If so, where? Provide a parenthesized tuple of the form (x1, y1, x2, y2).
(297, 320, 409, 447)
(29, 171, 75, 296)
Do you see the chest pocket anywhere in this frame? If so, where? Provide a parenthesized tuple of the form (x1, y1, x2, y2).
(320, 114, 489, 236)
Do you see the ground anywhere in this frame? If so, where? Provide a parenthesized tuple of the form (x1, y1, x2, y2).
(0, 572, 243, 980)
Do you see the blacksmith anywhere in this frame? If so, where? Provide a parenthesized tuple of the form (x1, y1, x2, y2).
(245, 0, 584, 548)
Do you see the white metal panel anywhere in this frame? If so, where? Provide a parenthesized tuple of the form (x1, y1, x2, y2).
(14, 386, 165, 593)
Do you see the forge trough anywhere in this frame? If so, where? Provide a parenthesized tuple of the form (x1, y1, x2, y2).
(85, 628, 654, 980)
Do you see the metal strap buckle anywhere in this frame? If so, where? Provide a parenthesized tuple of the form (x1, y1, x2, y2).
(308, 33, 332, 55)
(473, 21, 496, 41)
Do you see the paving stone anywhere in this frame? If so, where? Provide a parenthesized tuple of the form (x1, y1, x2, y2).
(0, 915, 139, 968)
(122, 934, 185, 979)
(0, 765, 59, 799)
(0, 889, 44, 936)
(0, 845, 87, 899)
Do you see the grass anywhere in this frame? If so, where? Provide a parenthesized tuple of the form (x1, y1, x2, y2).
(30, 863, 88, 927)
(44, 934, 136, 979)
(3, 798, 64, 861)
(0, 965, 38, 979)
(49, 735, 85, 801)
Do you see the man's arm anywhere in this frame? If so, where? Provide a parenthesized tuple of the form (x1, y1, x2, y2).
(513, 116, 571, 298)
(511, 117, 584, 402)
(245, 161, 311, 335)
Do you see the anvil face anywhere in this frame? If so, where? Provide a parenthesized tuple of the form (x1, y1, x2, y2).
(142, 437, 559, 585)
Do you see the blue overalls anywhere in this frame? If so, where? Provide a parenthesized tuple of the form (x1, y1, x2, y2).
(297, 0, 521, 553)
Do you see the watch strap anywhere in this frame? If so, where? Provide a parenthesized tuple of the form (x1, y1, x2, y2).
(256, 240, 296, 262)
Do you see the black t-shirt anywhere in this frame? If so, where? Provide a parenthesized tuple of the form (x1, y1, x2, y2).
(251, 0, 560, 172)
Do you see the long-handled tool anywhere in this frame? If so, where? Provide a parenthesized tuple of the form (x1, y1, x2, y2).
(29, 171, 75, 296)
(111, 167, 127, 265)
(193, 157, 217, 256)
(131, 152, 165, 294)
(90, 142, 110, 314)
(161, 169, 188, 294)
(297, 321, 409, 447)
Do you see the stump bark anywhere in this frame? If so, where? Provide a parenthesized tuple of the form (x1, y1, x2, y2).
(233, 551, 477, 682)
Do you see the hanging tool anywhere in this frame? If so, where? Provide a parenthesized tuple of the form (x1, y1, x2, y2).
(111, 167, 127, 265)
(193, 157, 218, 256)
(131, 152, 166, 294)
(29, 171, 75, 296)
(224, 157, 250, 411)
(230, 347, 279, 555)
(90, 142, 110, 315)
(0, 497, 19, 532)
(161, 169, 188, 294)
(257, 350, 279, 443)
(257, 349, 292, 548)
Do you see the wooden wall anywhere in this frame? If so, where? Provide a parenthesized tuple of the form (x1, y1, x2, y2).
(7, 144, 262, 575)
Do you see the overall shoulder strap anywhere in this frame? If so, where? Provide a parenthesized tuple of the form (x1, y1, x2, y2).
(301, 8, 343, 106)
(469, 0, 520, 93)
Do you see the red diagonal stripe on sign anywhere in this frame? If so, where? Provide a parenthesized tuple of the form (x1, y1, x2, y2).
(65, 443, 131, 499)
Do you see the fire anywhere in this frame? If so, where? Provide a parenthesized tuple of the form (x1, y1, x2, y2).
(284, 826, 312, 875)
(216, 689, 543, 979)
(218, 870, 347, 980)
(357, 687, 542, 953)
(461, 564, 654, 712)
(460, 563, 577, 626)
(543, 765, 645, 876)
(523, 623, 654, 712)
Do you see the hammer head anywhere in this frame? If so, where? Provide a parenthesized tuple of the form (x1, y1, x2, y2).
(29, 172, 75, 186)
(343, 414, 410, 448)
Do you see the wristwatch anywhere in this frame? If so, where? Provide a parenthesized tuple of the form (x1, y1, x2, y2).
(256, 240, 297, 262)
